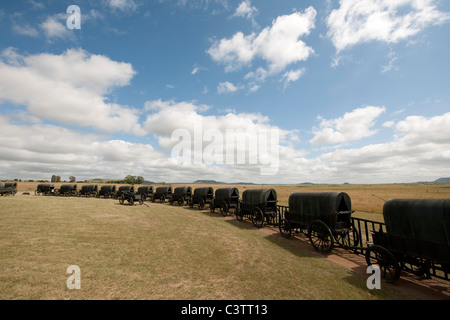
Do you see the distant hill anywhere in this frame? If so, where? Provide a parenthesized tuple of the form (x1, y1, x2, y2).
(434, 177, 450, 183)
(193, 180, 225, 184)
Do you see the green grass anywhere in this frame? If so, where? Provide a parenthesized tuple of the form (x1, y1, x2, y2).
(0, 194, 416, 300)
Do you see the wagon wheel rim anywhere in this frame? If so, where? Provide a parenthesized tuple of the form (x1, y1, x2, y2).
(251, 207, 264, 228)
(336, 228, 360, 248)
(308, 220, 334, 253)
(365, 245, 401, 282)
(119, 195, 125, 205)
(221, 202, 228, 216)
(129, 197, 134, 205)
(178, 196, 184, 206)
(279, 219, 292, 239)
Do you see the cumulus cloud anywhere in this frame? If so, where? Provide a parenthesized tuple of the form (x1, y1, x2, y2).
(217, 81, 241, 94)
(327, 0, 450, 52)
(106, 0, 138, 12)
(0, 115, 166, 180)
(0, 48, 144, 135)
(310, 106, 386, 145)
(316, 111, 450, 183)
(208, 6, 316, 74)
(281, 68, 305, 88)
(233, 0, 258, 20)
(40, 14, 73, 41)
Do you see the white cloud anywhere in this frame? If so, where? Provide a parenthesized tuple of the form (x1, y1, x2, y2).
(208, 6, 316, 74)
(382, 120, 395, 127)
(191, 64, 207, 75)
(327, 0, 450, 52)
(310, 106, 386, 145)
(0, 115, 166, 180)
(281, 68, 305, 87)
(316, 111, 450, 183)
(39, 14, 72, 41)
(12, 23, 39, 37)
(233, 0, 258, 20)
(217, 81, 240, 94)
(106, 0, 138, 12)
(0, 48, 144, 136)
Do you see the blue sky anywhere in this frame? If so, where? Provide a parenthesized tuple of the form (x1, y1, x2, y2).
(1, 0, 450, 184)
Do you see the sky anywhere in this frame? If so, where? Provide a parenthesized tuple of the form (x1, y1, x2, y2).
(0, 0, 450, 184)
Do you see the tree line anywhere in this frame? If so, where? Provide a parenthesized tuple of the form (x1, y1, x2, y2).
(49, 175, 146, 185)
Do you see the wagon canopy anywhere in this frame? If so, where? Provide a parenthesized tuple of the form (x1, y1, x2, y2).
(155, 186, 172, 194)
(287, 192, 351, 228)
(60, 184, 77, 191)
(242, 188, 277, 205)
(100, 185, 116, 192)
(383, 199, 450, 246)
(215, 188, 239, 202)
(81, 185, 97, 191)
(37, 183, 54, 190)
(194, 187, 214, 196)
(118, 185, 134, 192)
(138, 186, 153, 193)
(174, 186, 192, 194)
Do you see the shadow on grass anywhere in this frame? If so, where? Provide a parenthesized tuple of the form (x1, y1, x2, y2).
(263, 232, 323, 260)
(223, 217, 258, 230)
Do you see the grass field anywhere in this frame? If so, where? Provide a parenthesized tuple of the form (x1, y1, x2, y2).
(1, 182, 450, 300)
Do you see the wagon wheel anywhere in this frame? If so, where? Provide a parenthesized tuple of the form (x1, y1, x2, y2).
(335, 228, 360, 249)
(308, 220, 334, 253)
(160, 195, 166, 203)
(119, 195, 125, 205)
(220, 202, 229, 216)
(139, 198, 144, 205)
(129, 197, 134, 206)
(34, 190, 40, 196)
(279, 219, 292, 239)
(178, 196, 184, 206)
(365, 245, 401, 283)
(169, 198, 174, 205)
(209, 201, 215, 213)
(199, 199, 205, 210)
(251, 207, 264, 229)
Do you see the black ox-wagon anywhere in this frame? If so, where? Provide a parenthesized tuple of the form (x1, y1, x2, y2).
(153, 186, 172, 203)
(279, 192, 358, 253)
(366, 199, 450, 282)
(190, 187, 214, 210)
(57, 184, 77, 197)
(210, 187, 239, 216)
(237, 188, 277, 228)
(78, 185, 98, 197)
(96, 185, 116, 198)
(35, 184, 55, 196)
(171, 186, 192, 205)
(137, 186, 154, 201)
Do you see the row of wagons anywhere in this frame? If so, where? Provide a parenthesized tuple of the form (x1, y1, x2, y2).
(151, 187, 450, 284)
(31, 182, 450, 283)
